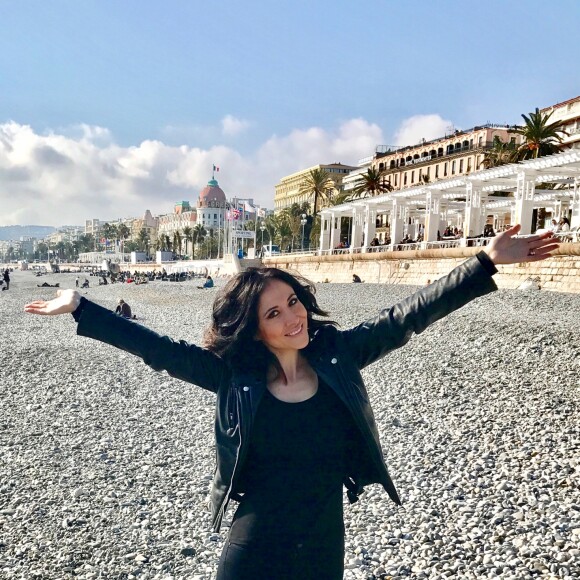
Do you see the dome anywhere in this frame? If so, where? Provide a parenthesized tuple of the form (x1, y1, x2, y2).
(199, 179, 226, 203)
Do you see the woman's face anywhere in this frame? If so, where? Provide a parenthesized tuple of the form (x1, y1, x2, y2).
(255, 279, 309, 353)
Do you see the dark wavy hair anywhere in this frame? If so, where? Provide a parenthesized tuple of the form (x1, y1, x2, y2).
(204, 268, 335, 372)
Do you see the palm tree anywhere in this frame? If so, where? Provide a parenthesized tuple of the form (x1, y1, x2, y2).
(137, 228, 150, 253)
(182, 226, 193, 257)
(480, 136, 518, 169)
(298, 168, 334, 214)
(101, 223, 118, 252)
(172, 230, 182, 257)
(78, 234, 94, 253)
(351, 167, 394, 199)
(193, 224, 207, 258)
(117, 223, 131, 257)
(510, 108, 568, 160)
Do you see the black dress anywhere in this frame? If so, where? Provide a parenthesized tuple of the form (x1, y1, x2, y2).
(216, 380, 359, 580)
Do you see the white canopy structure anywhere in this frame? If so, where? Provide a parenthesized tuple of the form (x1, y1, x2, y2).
(319, 150, 580, 254)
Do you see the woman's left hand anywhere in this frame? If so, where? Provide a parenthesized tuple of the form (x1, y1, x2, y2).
(484, 224, 560, 265)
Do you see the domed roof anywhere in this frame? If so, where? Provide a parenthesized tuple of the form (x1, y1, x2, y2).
(199, 179, 226, 203)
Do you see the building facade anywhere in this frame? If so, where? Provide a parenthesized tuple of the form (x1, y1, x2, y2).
(274, 163, 357, 213)
(540, 95, 580, 150)
(371, 125, 520, 190)
(197, 179, 227, 229)
(157, 201, 198, 242)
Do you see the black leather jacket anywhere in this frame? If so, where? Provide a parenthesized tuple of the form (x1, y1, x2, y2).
(74, 253, 497, 531)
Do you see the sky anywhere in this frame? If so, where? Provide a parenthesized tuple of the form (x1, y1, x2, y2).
(1, 0, 579, 227)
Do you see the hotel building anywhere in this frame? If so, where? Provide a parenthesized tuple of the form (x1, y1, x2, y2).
(274, 163, 357, 213)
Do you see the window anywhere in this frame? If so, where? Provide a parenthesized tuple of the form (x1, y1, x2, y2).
(459, 160, 463, 173)
(404, 173, 408, 185)
(426, 167, 430, 178)
(411, 170, 415, 183)
(394, 174, 398, 186)
(452, 160, 456, 174)
(418, 168, 422, 180)
(214, 214, 217, 219)
(435, 165, 439, 178)
(444, 162, 448, 176)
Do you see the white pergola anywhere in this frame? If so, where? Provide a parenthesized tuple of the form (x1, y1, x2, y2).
(319, 150, 580, 254)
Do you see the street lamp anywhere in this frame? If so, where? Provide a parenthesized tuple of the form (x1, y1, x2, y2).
(300, 214, 307, 250)
(260, 222, 266, 253)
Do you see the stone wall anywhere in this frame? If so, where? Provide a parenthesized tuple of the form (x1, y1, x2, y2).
(264, 243, 580, 294)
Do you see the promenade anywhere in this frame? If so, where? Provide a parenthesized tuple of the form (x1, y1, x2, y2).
(1, 270, 578, 579)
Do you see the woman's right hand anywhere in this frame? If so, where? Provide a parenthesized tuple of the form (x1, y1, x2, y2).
(24, 289, 82, 316)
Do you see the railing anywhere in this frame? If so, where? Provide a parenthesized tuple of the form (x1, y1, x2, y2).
(303, 237, 494, 256)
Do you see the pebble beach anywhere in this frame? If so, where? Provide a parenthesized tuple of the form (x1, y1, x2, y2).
(1, 269, 579, 579)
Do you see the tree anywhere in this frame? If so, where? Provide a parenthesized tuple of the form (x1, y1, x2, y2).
(172, 230, 182, 257)
(351, 167, 394, 199)
(193, 224, 207, 257)
(182, 226, 193, 257)
(101, 223, 118, 252)
(77, 234, 94, 253)
(36, 242, 48, 261)
(510, 108, 568, 160)
(137, 228, 150, 253)
(480, 136, 518, 169)
(117, 223, 131, 255)
(298, 168, 335, 214)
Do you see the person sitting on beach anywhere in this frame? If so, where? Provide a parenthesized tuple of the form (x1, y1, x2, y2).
(115, 299, 135, 319)
(352, 274, 362, 283)
(81, 279, 89, 288)
(37, 282, 60, 288)
(198, 275, 214, 289)
(23, 224, 559, 580)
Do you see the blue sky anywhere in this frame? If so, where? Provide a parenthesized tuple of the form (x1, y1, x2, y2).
(1, 0, 579, 226)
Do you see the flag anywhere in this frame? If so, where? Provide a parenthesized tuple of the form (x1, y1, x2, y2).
(257, 208, 266, 218)
(231, 208, 241, 220)
(213, 164, 220, 172)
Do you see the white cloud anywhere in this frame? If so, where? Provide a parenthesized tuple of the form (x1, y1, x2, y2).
(221, 115, 250, 137)
(0, 119, 384, 227)
(393, 114, 454, 147)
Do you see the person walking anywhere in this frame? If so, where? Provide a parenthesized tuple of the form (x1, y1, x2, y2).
(3, 268, 10, 290)
(24, 225, 558, 579)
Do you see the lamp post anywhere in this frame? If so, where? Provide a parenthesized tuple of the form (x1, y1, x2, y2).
(300, 214, 307, 250)
(260, 222, 266, 252)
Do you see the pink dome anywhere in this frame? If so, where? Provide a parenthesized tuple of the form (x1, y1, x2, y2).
(199, 179, 226, 203)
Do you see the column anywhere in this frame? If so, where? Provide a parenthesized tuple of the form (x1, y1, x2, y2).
(571, 178, 580, 229)
(513, 171, 535, 234)
(423, 191, 440, 243)
(350, 208, 364, 252)
(463, 182, 483, 238)
(361, 207, 377, 253)
(318, 212, 331, 254)
(329, 212, 341, 250)
(389, 200, 404, 247)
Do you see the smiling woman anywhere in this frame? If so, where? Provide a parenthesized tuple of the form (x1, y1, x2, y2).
(23, 226, 559, 579)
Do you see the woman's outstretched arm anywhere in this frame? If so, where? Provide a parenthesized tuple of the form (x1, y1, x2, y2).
(342, 224, 559, 369)
(24, 290, 226, 393)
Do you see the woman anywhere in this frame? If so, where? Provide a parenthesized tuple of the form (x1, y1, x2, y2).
(24, 225, 557, 579)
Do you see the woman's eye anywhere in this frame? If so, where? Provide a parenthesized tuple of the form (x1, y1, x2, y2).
(289, 297, 298, 306)
(267, 310, 279, 319)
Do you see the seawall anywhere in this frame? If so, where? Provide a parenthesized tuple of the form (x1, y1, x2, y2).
(264, 243, 580, 294)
